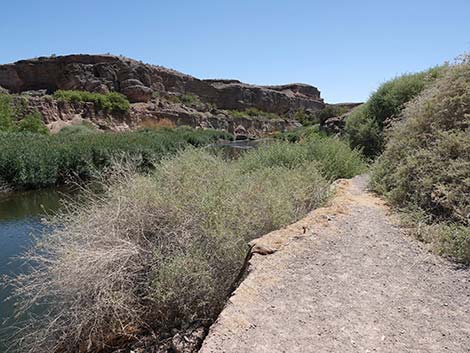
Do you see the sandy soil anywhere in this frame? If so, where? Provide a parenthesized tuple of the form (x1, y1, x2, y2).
(199, 175, 470, 353)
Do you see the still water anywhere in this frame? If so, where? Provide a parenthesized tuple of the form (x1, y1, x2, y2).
(0, 188, 72, 351)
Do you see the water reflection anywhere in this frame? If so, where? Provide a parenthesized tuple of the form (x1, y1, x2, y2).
(0, 188, 72, 351)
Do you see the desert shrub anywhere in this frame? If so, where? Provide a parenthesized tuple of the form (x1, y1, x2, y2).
(164, 94, 201, 106)
(8, 147, 330, 353)
(228, 107, 281, 120)
(0, 128, 232, 189)
(275, 125, 322, 142)
(345, 65, 447, 157)
(180, 93, 201, 105)
(371, 57, 470, 262)
(239, 138, 367, 180)
(371, 59, 470, 224)
(344, 105, 382, 157)
(58, 124, 98, 136)
(53, 90, 130, 113)
(307, 138, 368, 180)
(415, 224, 470, 264)
(16, 111, 49, 134)
(0, 95, 48, 134)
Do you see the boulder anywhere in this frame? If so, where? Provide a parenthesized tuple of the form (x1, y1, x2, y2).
(120, 78, 153, 102)
(323, 113, 347, 135)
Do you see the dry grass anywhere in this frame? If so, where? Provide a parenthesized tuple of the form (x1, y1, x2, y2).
(6, 146, 331, 353)
(139, 118, 176, 130)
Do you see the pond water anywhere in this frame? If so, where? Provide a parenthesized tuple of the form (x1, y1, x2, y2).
(0, 188, 72, 351)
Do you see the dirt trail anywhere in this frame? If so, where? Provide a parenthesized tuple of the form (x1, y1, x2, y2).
(200, 175, 470, 353)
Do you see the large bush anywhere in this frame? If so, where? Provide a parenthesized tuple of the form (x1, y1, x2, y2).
(6, 134, 368, 352)
(345, 66, 446, 157)
(371, 58, 470, 262)
(8, 146, 331, 353)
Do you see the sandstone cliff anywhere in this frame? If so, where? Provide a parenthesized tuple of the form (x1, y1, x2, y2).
(0, 54, 324, 114)
(0, 54, 334, 137)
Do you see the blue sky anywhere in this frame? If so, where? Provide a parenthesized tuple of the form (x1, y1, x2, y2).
(1, 0, 469, 102)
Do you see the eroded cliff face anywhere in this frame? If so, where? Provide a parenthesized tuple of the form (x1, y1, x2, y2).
(0, 54, 334, 136)
(14, 95, 300, 138)
(0, 54, 324, 114)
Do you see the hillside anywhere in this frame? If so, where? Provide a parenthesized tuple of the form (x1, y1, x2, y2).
(0, 54, 329, 137)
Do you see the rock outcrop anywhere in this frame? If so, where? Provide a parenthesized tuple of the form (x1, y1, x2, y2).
(14, 95, 300, 138)
(321, 103, 363, 135)
(0, 54, 324, 114)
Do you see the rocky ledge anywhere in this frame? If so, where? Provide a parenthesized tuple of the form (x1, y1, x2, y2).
(11, 94, 300, 138)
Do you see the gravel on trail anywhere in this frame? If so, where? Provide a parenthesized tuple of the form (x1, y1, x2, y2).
(200, 175, 470, 353)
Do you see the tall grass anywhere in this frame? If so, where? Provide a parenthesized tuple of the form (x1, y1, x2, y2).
(240, 137, 368, 180)
(6, 137, 366, 353)
(0, 128, 232, 189)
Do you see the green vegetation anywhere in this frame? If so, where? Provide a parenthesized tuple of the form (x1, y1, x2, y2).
(0, 93, 49, 134)
(0, 94, 15, 132)
(371, 58, 470, 263)
(345, 65, 447, 157)
(275, 125, 323, 142)
(165, 93, 201, 106)
(293, 105, 350, 126)
(240, 138, 367, 180)
(8, 136, 366, 353)
(0, 127, 232, 189)
(57, 122, 98, 136)
(228, 107, 282, 120)
(16, 111, 49, 134)
(53, 90, 130, 113)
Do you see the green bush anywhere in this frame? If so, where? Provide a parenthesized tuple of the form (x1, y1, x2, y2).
(344, 105, 382, 158)
(0, 94, 15, 131)
(58, 122, 98, 136)
(239, 137, 367, 180)
(0, 94, 48, 134)
(180, 93, 201, 105)
(418, 224, 470, 264)
(275, 125, 322, 142)
(371, 57, 470, 262)
(228, 107, 281, 120)
(0, 128, 232, 189)
(53, 90, 130, 113)
(345, 66, 447, 157)
(16, 111, 49, 134)
(164, 93, 201, 106)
